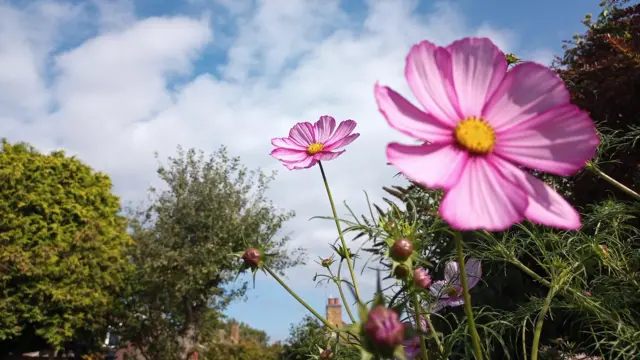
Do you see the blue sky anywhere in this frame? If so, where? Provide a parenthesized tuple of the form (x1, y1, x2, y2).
(0, 0, 602, 343)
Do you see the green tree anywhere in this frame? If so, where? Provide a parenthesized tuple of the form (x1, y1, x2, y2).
(119, 146, 304, 360)
(280, 315, 359, 360)
(204, 338, 282, 360)
(0, 140, 133, 355)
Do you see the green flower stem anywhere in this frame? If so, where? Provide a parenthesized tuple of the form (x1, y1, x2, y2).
(412, 293, 429, 360)
(423, 309, 444, 355)
(454, 231, 484, 360)
(530, 284, 557, 360)
(509, 258, 622, 329)
(328, 262, 356, 323)
(264, 265, 334, 329)
(264, 265, 361, 345)
(586, 162, 640, 201)
(318, 161, 362, 303)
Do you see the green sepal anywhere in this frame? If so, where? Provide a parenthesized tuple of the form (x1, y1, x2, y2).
(505, 53, 520, 65)
(372, 270, 386, 308)
(357, 302, 369, 324)
(341, 322, 362, 336)
(330, 243, 357, 260)
(393, 345, 407, 360)
(359, 347, 373, 360)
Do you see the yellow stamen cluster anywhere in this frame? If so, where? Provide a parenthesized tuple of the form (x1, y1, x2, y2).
(454, 117, 496, 154)
(307, 143, 324, 155)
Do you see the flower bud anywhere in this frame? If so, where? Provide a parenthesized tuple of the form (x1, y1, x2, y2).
(321, 258, 331, 268)
(599, 245, 609, 258)
(413, 268, 432, 289)
(393, 264, 410, 279)
(319, 348, 333, 359)
(363, 306, 404, 353)
(390, 238, 413, 261)
(242, 248, 261, 268)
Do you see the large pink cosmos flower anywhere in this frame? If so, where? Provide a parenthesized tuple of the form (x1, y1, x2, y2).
(375, 37, 599, 231)
(271, 115, 360, 170)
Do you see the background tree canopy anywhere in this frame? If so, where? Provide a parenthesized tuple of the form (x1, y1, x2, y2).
(0, 140, 133, 355)
(279, 315, 360, 360)
(117, 146, 304, 360)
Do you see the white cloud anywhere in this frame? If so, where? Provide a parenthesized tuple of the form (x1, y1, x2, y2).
(0, 0, 555, 319)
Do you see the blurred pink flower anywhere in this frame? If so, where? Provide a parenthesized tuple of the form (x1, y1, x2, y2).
(270, 115, 359, 170)
(429, 258, 482, 312)
(401, 316, 432, 359)
(376, 37, 599, 231)
(413, 268, 432, 289)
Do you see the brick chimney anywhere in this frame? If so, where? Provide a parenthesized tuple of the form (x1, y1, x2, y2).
(326, 298, 342, 328)
(230, 322, 240, 344)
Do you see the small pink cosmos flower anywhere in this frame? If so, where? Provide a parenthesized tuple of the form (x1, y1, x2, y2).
(429, 258, 482, 312)
(270, 115, 360, 170)
(375, 37, 600, 231)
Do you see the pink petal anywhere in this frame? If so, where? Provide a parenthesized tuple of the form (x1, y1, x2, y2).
(374, 83, 453, 144)
(283, 156, 318, 170)
(314, 150, 345, 161)
(445, 297, 465, 308)
(482, 62, 570, 132)
(323, 133, 359, 151)
(447, 37, 507, 118)
(465, 258, 482, 289)
(420, 316, 428, 329)
(271, 137, 307, 150)
(386, 143, 467, 190)
(387, 143, 469, 190)
(325, 120, 357, 147)
(430, 301, 447, 313)
(444, 260, 460, 283)
(495, 104, 599, 176)
(270, 148, 309, 162)
(491, 156, 582, 230)
(429, 280, 447, 299)
(289, 122, 315, 145)
(405, 40, 462, 126)
(314, 116, 336, 143)
(439, 156, 528, 231)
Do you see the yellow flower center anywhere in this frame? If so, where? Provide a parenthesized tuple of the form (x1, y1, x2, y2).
(454, 117, 496, 154)
(307, 143, 324, 155)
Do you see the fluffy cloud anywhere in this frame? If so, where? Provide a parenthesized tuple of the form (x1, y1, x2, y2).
(0, 0, 554, 328)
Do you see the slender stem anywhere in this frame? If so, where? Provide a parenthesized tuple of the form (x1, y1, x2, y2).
(454, 231, 483, 360)
(412, 293, 429, 360)
(508, 258, 619, 326)
(328, 262, 356, 323)
(423, 312, 444, 355)
(318, 161, 362, 302)
(264, 265, 334, 329)
(531, 285, 556, 360)
(587, 162, 640, 201)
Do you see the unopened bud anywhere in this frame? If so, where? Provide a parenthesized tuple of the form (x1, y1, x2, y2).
(242, 248, 261, 268)
(393, 264, 410, 279)
(390, 238, 413, 262)
(363, 306, 404, 353)
(319, 348, 333, 359)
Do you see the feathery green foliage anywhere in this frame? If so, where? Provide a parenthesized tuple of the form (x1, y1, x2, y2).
(116, 146, 304, 360)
